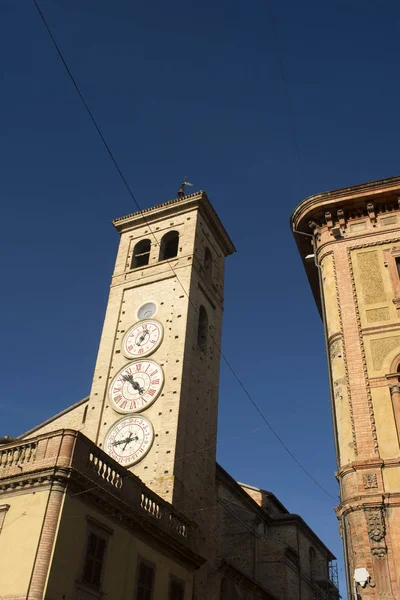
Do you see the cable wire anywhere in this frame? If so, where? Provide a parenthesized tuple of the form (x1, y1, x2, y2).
(32, 0, 337, 503)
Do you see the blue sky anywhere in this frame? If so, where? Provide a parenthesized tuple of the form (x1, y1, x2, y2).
(2, 0, 400, 593)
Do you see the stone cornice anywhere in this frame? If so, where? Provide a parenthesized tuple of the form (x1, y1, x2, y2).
(112, 191, 236, 257)
(291, 175, 400, 232)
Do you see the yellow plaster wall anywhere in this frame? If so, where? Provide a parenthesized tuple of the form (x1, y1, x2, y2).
(371, 388, 399, 458)
(0, 489, 49, 597)
(330, 338, 355, 465)
(46, 494, 194, 600)
(320, 253, 340, 337)
(383, 465, 400, 492)
(320, 253, 355, 465)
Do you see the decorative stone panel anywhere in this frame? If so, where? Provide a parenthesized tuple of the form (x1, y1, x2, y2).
(357, 251, 386, 305)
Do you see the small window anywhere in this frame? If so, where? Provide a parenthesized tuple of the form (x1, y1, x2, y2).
(197, 305, 208, 349)
(169, 575, 185, 600)
(136, 559, 155, 600)
(159, 231, 179, 261)
(396, 257, 400, 277)
(132, 239, 151, 269)
(204, 247, 212, 279)
(82, 532, 107, 589)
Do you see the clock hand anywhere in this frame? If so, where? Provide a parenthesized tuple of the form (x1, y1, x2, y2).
(122, 432, 133, 451)
(113, 433, 139, 448)
(113, 438, 127, 446)
(122, 373, 144, 395)
(136, 328, 149, 346)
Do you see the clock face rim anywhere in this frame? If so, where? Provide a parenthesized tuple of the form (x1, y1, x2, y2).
(122, 319, 164, 359)
(103, 415, 154, 467)
(109, 359, 164, 414)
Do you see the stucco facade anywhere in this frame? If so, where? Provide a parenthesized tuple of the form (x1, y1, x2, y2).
(292, 175, 400, 598)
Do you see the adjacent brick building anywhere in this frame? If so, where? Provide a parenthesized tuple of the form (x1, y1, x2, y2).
(292, 175, 400, 598)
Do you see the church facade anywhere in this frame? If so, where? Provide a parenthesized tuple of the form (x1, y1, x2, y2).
(292, 175, 400, 598)
(0, 191, 339, 600)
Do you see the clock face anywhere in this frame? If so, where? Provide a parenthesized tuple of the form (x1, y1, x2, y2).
(122, 320, 163, 358)
(109, 359, 164, 413)
(104, 415, 154, 466)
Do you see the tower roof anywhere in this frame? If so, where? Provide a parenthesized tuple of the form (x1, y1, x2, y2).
(112, 190, 236, 257)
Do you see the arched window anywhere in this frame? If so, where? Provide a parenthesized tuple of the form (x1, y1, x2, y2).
(204, 247, 212, 279)
(159, 231, 179, 261)
(309, 547, 316, 580)
(131, 239, 151, 269)
(198, 305, 208, 349)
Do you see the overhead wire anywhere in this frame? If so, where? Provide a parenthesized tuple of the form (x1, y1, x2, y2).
(31, 0, 337, 503)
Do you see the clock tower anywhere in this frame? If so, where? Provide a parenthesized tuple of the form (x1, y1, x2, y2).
(84, 191, 235, 535)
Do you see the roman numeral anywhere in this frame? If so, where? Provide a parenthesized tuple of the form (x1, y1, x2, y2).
(151, 379, 160, 386)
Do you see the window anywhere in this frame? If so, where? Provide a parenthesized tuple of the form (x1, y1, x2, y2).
(159, 231, 179, 261)
(396, 256, 400, 277)
(204, 247, 212, 279)
(383, 247, 400, 308)
(197, 306, 208, 349)
(0, 504, 10, 535)
(169, 575, 185, 600)
(82, 531, 107, 589)
(136, 559, 155, 600)
(132, 239, 151, 269)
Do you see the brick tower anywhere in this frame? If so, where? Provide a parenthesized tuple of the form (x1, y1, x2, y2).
(291, 176, 400, 598)
(84, 190, 235, 554)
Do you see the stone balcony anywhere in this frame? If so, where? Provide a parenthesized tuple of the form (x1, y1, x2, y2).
(0, 429, 198, 554)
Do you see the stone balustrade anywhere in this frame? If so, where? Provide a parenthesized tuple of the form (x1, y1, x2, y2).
(0, 429, 193, 543)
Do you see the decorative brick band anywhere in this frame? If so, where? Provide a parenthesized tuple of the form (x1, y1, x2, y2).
(346, 247, 379, 455)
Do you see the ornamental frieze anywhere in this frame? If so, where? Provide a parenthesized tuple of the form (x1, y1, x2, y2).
(365, 508, 385, 542)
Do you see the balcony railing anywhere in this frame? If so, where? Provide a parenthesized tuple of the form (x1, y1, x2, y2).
(0, 429, 193, 543)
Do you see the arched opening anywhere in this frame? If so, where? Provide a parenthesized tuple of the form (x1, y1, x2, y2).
(204, 247, 212, 279)
(309, 547, 316, 580)
(197, 305, 208, 349)
(159, 231, 179, 261)
(131, 239, 151, 269)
